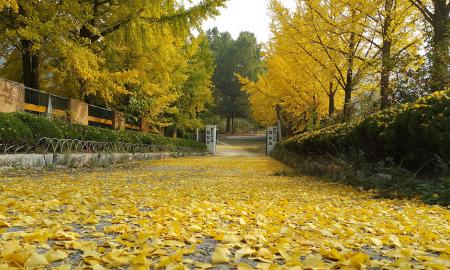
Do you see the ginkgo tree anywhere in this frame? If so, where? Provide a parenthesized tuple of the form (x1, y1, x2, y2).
(241, 0, 377, 130)
(242, 0, 429, 132)
(362, 0, 424, 108)
(163, 35, 215, 137)
(0, 0, 226, 130)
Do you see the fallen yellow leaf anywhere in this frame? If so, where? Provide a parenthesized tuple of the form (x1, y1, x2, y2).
(238, 262, 254, 270)
(211, 247, 230, 264)
(46, 249, 69, 262)
(26, 253, 49, 267)
(303, 254, 324, 268)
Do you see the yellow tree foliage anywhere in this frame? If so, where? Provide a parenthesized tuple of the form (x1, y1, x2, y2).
(0, 0, 225, 129)
(0, 0, 17, 11)
(241, 0, 424, 132)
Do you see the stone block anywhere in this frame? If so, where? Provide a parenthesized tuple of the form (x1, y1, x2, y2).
(113, 111, 125, 130)
(69, 99, 88, 125)
(140, 119, 150, 133)
(0, 79, 25, 113)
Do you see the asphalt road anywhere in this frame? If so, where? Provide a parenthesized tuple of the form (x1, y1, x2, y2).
(216, 134, 266, 157)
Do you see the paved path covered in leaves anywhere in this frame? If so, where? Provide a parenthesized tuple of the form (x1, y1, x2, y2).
(0, 139, 449, 269)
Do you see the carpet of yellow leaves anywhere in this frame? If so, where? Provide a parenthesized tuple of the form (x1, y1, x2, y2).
(0, 156, 449, 269)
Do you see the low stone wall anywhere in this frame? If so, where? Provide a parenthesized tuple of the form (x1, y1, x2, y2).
(0, 152, 206, 169)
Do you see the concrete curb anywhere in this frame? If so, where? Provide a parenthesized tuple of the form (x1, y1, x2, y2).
(0, 152, 207, 169)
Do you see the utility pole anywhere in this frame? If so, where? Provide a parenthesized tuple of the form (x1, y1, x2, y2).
(275, 104, 282, 141)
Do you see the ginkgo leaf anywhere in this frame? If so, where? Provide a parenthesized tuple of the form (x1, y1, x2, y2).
(0, 221, 10, 228)
(194, 262, 214, 269)
(268, 264, 283, 270)
(102, 249, 129, 267)
(222, 234, 240, 244)
(55, 264, 71, 270)
(46, 249, 69, 262)
(239, 217, 248, 225)
(235, 246, 256, 260)
(156, 256, 173, 268)
(389, 235, 402, 248)
(189, 224, 202, 233)
(280, 225, 294, 236)
(130, 253, 148, 265)
(26, 253, 49, 267)
(303, 254, 324, 268)
(92, 263, 106, 270)
(369, 237, 383, 247)
(23, 216, 36, 225)
(211, 247, 230, 264)
(166, 262, 185, 270)
(237, 262, 254, 270)
(257, 248, 273, 261)
(349, 253, 369, 267)
(321, 248, 344, 261)
(5, 252, 28, 266)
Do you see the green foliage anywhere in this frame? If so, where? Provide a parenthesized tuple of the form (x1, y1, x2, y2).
(0, 112, 206, 151)
(206, 28, 264, 132)
(14, 112, 64, 140)
(169, 35, 215, 134)
(283, 91, 450, 172)
(0, 113, 33, 144)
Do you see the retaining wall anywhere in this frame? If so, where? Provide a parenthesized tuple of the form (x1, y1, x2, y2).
(0, 152, 206, 170)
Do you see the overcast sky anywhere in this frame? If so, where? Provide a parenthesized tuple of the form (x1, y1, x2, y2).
(201, 0, 296, 43)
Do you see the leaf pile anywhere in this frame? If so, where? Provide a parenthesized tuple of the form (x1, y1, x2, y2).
(0, 156, 449, 269)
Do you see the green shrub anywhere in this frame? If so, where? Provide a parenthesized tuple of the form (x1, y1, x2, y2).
(80, 126, 119, 142)
(14, 112, 63, 140)
(52, 120, 87, 140)
(0, 113, 33, 145)
(0, 112, 206, 151)
(283, 91, 450, 172)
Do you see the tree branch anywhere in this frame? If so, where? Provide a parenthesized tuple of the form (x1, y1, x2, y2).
(408, 0, 433, 24)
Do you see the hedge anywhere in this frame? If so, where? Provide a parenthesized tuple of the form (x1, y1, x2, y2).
(0, 112, 206, 151)
(282, 90, 450, 171)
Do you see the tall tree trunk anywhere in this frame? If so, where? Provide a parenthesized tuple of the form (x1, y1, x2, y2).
(21, 40, 33, 88)
(380, 0, 393, 109)
(430, 3, 449, 91)
(226, 117, 231, 133)
(19, 5, 39, 89)
(343, 74, 353, 117)
(231, 116, 235, 135)
(328, 83, 335, 116)
(343, 32, 355, 117)
(31, 54, 40, 89)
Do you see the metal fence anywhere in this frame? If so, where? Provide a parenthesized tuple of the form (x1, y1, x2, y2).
(24, 87, 69, 111)
(125, 114, 141, 129)
(88, 104, 113, 128)
(0, 137, 197, 154)
(88, 104, 113, 120)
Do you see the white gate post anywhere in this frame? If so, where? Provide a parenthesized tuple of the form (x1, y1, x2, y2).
(266, 126, 278, 156)
(205, 125, 217, 155)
